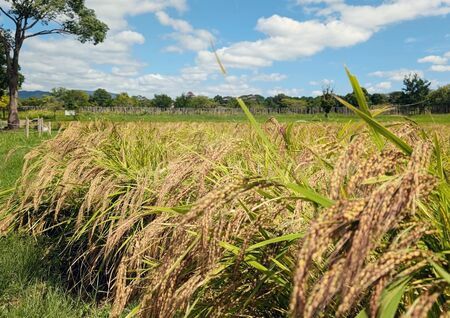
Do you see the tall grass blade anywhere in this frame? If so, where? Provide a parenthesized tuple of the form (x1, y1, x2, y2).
(335, 96, 413, 155)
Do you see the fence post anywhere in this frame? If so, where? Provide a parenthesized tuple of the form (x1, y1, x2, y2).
(25, 117, 29, 138)
(38, 118, 42, 137)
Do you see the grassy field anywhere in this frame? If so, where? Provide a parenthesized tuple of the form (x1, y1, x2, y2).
(0, 132, 50, 190)
(10, 109, 450, 124)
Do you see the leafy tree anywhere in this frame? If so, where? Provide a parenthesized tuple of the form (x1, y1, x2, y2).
(402, 73, 431, 113)
(0, 0, 108, 128)
(152, 94, 173, 108)
(92, 88, 112, 107)
(370, 93, 388, 105)
(133, 95, 153, 108)
(213, 95, 225, 105)
(113, 93, 135, 107)
(0, 94, 8, 119)
(427, 85, 450, 112)
(20, 96, 46, 107)
(174, 94, 190, 108)
(42, 95, 63, 119)
(226, 97, 239, 108)
(281, 97, 308, 111)
(188, 96, 217, 108)
(320, 85, 337, 118)
(273, 94, 287, 108)
(388, 91, 405, 105)
(60, 90, 90, 109)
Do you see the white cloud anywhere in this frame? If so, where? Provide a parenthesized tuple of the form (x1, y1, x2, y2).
(369, 69, 424, 81)
(85, 0, 187, 30)
(309, 79, 334, 86)
(251, 73, 287, 82)
(417, 51, 450, 72)
(191, 1, 450, 74)
(311, 90, 323, 97)
(367, 81, 392, 94)
(418, 55, 448, 64)
(430, 65, 450, 72)
(156, 11, 214, 52)
(267, 87, 304, 96)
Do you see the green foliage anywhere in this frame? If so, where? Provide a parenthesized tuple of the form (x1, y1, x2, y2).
(91, 88, 112, 107)
(112, 92, 135, 107)
(402, 73, 431, 111)
(174, 94, 190, 108)
(2, 0, 108, 44)
(428, 84, 450, 110)
(51, 88, 89, 109)
(370, 93, 388, 105)
(152, 94, 173, 108)
(281, 97, 309, 111)
(133, 95, 153, 108)
(320, 85, 337, 117)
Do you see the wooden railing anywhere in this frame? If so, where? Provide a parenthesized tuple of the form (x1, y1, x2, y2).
(16, 104, 450, 116)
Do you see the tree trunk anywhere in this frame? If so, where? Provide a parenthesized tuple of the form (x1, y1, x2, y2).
(7, 75, 19, 129)
(6, 23, 24, 129)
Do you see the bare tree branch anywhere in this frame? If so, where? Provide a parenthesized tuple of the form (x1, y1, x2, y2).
(0, 7, 18, 24)
(25, 28, 71, 39)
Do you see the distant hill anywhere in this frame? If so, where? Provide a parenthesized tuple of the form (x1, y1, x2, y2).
(19, 90, 50, 98)
(19, 90, 117, 99)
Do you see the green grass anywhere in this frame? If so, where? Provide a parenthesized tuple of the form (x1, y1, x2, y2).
(0, 235, 110, 318)
(18, 109, 450, 124)
(0, 132, 50, 190)
(0, 133, 110, 317)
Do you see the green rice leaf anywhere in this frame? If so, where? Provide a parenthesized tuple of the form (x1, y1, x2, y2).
(335, 96, 413, 155)
(433, 133, 445, 181)
(355, 309, 369, 318)
(430, 261, 450, 284)
(378, 277, 409, 318)
(247, 232, 304, 251)
(285, 183, 335, 208)
(345, 67, 384, 149)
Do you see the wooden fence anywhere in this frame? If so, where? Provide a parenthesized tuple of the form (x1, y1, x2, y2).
(16, 104, 450, 116)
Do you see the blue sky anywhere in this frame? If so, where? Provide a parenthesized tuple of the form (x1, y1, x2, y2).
(8, 0, 450, 97)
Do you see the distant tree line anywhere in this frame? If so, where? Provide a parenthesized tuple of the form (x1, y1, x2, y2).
(16, 74, 450, 115)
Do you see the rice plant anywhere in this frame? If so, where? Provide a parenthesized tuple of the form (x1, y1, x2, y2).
(0, 71, 448, 317)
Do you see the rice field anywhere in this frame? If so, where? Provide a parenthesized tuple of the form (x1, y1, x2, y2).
(1, 73, 449, 317)
(0, 110, 449, 317)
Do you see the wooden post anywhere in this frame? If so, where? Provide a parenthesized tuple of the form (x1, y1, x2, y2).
(25, 117, 29, 138)
(48, 122, 52, 136)
(38, 118, 42, 137)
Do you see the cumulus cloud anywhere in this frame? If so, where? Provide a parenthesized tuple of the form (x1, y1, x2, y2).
(309, 79, 334, 86)
(430, 65, 450, 72)
(156, 11, 214, 52)
(369, 69, 424, 81)
(85, 0, 187, 30)
(267, 87, 304, 96)
(251, 73, 287, 82)
(418, 55, 448, 65)
(193, 0, 450, 73)
(367, 81, 392, 94)
(417, 51, 450, 72)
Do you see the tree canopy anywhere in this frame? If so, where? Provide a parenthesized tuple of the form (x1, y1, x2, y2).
(0, 0, 108, 128)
